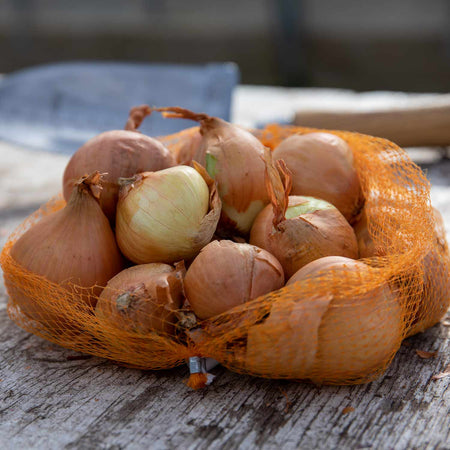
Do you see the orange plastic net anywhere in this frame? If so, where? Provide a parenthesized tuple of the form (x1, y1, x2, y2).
(1, 124, 449, 386)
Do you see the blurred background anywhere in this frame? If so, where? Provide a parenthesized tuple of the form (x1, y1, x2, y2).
(1, 0, 450, 91)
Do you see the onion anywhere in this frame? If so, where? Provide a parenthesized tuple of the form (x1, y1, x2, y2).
(272, 132, 363, 223)
(172, 128, 202, 165)
(287, 255, 368, 283)
(8, 172, 124, 324)
(96, 262, 185, 335)
(184, 240, 284, 319)
(244, 256, 403, 382)
(249, 149, 358, 278)
(407, 207, 450, 336)
(353, 200, 417, 259)
(154, 107, 269, 235)
(63, 105, 175, 222)
(353, 208, 379, 258)
(354, 204, 449, 336)
(432, 206, 447, 252)
(116, 163, 221, 264)
(352, 201, 403, 258)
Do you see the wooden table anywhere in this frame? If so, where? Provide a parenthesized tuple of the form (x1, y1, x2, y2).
(0, 88, 449, 449)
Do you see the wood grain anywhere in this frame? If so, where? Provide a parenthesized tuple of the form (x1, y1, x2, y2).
(0, 303, 448, 450)
(294, 104, 450, 148)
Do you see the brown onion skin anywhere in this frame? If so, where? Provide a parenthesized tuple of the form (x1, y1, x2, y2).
(154, 107, 269, 235)
(250, 196, 358, 278)
(407, 249, 450, 336)
(175, 129, 202, 165)
(353, 201, 412, 259)
(352, 203, 401, 259)
(280, 256, 403, 381)
(272, 132, 363, 223)
(184, 240, 284, 319)
(96, 263, 184, 335)
(353, 205, 449, 336)
(8, 173, 124, 324)
(63, 130, 175, 223)
(353, 208, 379, 258)
(287, 255, 364, 284)
(197, 118, 269, 234)
(407, 207, 450, 336)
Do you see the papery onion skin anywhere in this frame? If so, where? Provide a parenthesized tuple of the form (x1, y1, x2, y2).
(243, 256, 402, 381)
(63, 105, 175, 222)
(173, 129, 202, 165)
(8, 172, 124, 324)
(116, 165, 220, 264)
(287, 255, 365, 284)
(155, 107, 269, 235)
(353, 208, 379, 258)
(184, 240, 284, 319)
(408, 248, 450, 336)
(201, 125, 269, 234)
(272, 132, 363, 223)
(96, 263, 184, 335)
(352, 203, 400, 258)
(354, 204, 450, 336)
(250, 196, 359, 278)
(353, 200, 415, 259)
(407, 207, 450, 336)
(201, 123, 269, 234)
(287, 256, 403, 380)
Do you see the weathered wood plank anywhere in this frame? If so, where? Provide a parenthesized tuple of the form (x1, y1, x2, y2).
(0, 307, 448, 450)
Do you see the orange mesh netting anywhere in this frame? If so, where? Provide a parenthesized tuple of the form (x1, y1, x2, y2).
(1, 124, 449, 385)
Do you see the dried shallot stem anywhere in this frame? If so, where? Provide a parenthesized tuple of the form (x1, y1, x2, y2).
(154, 106, 210, 123)
(153, 107, 219, 135)
(124, 105, 152, 131)
(76, 171, 104, 200)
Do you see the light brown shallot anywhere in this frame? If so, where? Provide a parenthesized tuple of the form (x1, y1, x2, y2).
(184, 240, 284, 319)
(249, 149, 358, 278)
(63, 105, 175, 222)
(406, 207, 450, 336)
(244, 256, 403, 382)
(154, 107, 269, 235)
(272, 132, 363, 222)
(96, 262, 185, 335)
(8, 172, 124, 324)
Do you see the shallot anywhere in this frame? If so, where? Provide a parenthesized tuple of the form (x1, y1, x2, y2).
(63, 105, 175, 222)
(154, 107, 269, 235)
(250, 149, 358, 277)
(272, 132, 363, 222)
(96, 262, 184, 335)
(184, 240, 284, 319)
(8, 172, 124, 324)
(244, 256, 403, 381)
(115, 164, 221, 264)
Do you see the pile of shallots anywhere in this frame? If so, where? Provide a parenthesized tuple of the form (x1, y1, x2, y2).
(9, 105, 445, 382)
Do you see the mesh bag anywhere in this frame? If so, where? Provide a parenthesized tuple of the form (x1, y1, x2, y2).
(1, 124, 449, 386)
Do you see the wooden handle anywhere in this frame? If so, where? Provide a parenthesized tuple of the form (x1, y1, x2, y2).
(294, 103, 450, 147)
